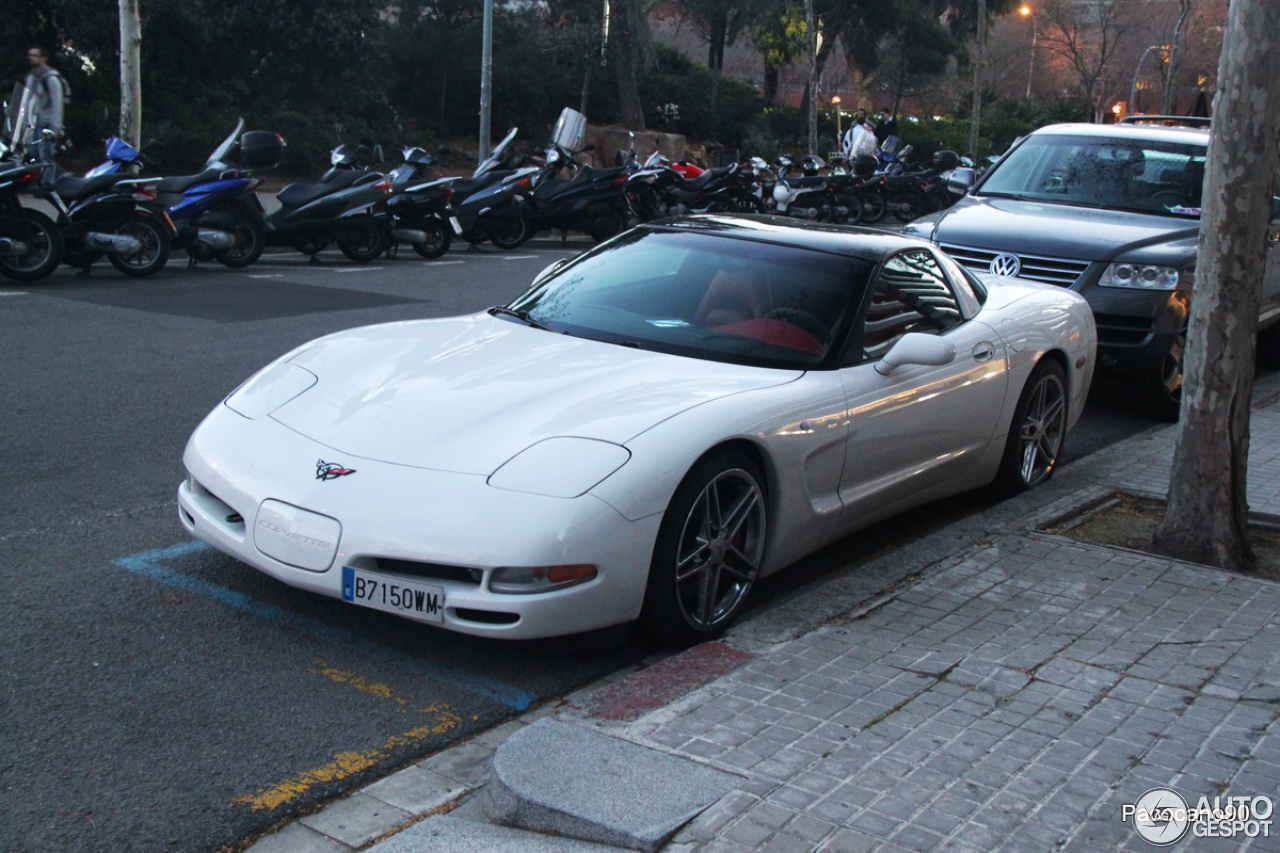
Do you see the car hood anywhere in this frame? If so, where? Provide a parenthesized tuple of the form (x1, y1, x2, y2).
(271, 314, 801, 474)
(931, 196, 1199, 261)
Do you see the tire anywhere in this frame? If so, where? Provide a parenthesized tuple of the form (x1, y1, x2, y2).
(995, 359, 1069, 495)
(860, 191, 887, 224)
(411, 219, 452, 259)
(489, 208, 531, 250)
(641, 448, 767, 646)
(214, 217, 266, 268)
(588, 206, 626, 244)
(1137, 326, 1186, 422)
(893, 191, 925, 223)
(0, 208, 63, 281)
(337, 224, 387, 263)
(108, 213, 170, 277)
(704, 197, 736, 214)
(835, 194, 863, 226)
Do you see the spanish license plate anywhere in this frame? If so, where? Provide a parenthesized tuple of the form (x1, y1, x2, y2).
(341, 567, 444, 622)
(449, 216, 463, 235)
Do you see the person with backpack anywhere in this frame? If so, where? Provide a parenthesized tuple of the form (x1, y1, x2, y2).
(24, 46, 67, 186)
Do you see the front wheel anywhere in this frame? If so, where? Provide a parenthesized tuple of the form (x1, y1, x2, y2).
(108, 213, 170, 277)
(411, 219, 452, 259)
(994, 359, 1069, 495)
(337, 224, 387, 263)
(0, 208, 63, 281)
(641, 449, 767, 646)
(214, 217, 265, 268)
(1137, 326, 1186, 421)
(859, 191, 887, 224)
(489, 208, 531, 250)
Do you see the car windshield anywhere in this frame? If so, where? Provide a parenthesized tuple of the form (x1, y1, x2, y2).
(506, 229, 873, 368)
(978, 134, 1207, 218)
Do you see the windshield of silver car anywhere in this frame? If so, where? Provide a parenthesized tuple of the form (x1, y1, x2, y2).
(978, 134, 1207, 218)
(504, 230, 873, 368)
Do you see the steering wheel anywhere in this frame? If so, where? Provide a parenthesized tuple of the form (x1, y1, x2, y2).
(764, 307, 831, 345)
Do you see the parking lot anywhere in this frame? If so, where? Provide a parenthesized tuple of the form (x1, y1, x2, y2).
(0, 244, 1194, 852)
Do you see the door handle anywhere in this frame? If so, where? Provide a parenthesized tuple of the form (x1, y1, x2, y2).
(972, 342, 995, 362)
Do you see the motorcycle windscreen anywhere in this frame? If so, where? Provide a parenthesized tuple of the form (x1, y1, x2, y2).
(473, 127, 518, 177)
(205, 117, 245, 169)
(551, 107, 586, 151)
(4, 82, 36, 150)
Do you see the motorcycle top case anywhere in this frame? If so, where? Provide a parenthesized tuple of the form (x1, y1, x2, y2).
(239, 131, 286, 169)
(853, 154, 878, 178)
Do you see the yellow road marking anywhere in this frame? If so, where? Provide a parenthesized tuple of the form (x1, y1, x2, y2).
(233, 663, 462, 811)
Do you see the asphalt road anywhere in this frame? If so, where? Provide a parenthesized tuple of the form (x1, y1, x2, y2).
(0, 244, 1190, 853)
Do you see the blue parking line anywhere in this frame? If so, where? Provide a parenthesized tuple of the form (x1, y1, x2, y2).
(114, 542, 535, 710)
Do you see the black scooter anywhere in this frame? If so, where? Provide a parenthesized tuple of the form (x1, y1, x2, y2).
(0, 85, 62, 281)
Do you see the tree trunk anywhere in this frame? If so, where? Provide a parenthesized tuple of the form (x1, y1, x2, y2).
(613, 0, 645, 130)
(763, 64, 780, 101)
(1162, 0, 1191, 115)
(1153, 0, 1280, 575)
(967, 0, 986, 159)
(119, 0, 142, 147)
(708, 17, 726, 111)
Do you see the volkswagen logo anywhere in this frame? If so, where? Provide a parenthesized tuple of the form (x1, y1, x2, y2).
(990, 253, 1022, 277)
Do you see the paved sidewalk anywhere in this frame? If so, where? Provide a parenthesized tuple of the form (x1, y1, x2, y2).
(244, 376, 1280, 853)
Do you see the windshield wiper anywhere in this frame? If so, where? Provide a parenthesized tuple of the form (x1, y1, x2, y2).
(488, 305, 552, 331)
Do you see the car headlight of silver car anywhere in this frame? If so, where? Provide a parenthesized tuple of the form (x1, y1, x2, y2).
(1097, 262, 1182, 290)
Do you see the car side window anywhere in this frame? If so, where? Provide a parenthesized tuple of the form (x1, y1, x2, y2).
(858, 251, 965, 362)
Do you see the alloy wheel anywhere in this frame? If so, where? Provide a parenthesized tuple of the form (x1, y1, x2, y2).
(673, 469, 765, 631)
(1018, 372, 1067, 486)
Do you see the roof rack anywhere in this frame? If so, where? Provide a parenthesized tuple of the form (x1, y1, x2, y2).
(1118, 115, 1211, 128)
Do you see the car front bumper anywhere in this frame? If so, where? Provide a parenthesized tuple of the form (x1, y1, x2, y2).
(177, 405, 658, 639)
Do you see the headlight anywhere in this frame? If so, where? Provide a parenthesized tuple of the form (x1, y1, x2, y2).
(225, 362, 317, 419)
(1098, 262, 1181, 290)
(487, 437, 630, 498)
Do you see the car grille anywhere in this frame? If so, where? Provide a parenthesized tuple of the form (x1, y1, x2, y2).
(1094, 313, 1155, 345)
(941, 244, 1092, 288)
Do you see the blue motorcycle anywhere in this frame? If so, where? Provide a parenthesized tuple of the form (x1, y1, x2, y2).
(95, 120, 281, 268)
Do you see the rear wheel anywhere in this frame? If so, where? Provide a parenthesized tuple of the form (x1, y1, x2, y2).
(893, 191, 925, 223)
(214, 217, 265, 268)
(995, 360, 1069, 494)
(0, 208, 63, 281)
(588, 205, 626, 243)
(337, 224, 387, 262)
(108, 213, 170, 277)
(489, 208, 531, 250)
(411, 219, 452, 259)
(641, 449, 767, 646)
(859, 191, 887, 224)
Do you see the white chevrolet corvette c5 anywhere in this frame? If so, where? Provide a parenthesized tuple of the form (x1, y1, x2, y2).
(178, 216, 1096, 644)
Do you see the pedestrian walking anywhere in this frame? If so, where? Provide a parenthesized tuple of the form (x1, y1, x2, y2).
(842, 114, 877, 159)
(23, 46, 66, 186)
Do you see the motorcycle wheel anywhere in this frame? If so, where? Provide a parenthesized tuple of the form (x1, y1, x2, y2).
(0, 208, 63, 281)
(835, 195, 863, 226)
(860, 192, 887, 224)
(490, 208, 532, 250)
(588, 207, 626, 244)
(214, 217, 266, 268)
(108, 213, 171, 277)
(893, 192, 925, 223)
(704, 198, 736, 214)
(337, 225, 387, 263)
(411, 220, 452, 259)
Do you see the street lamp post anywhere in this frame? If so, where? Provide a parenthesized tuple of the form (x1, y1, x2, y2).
(478, 0, 494, 160)
(1020, 5, 1038, 100)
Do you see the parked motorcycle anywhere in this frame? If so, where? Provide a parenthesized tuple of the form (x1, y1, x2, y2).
(382, 146, 459, 259)
(0, 83, 63, 281)
(44, 135, 173, 276)
(447, 127, 539, 250)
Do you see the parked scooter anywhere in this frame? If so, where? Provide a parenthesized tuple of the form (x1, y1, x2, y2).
(382, 145, 459, 259)
(45, 135, 173, 276)
(447, 127, 538, 250)
(0, 82, 63, 281)
(526, 140, 630, 243)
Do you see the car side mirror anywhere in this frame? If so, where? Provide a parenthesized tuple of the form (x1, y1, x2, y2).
(947, 168, 976, 196)
(533, 258, 568, 285)
(875, 333, 957, 375)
